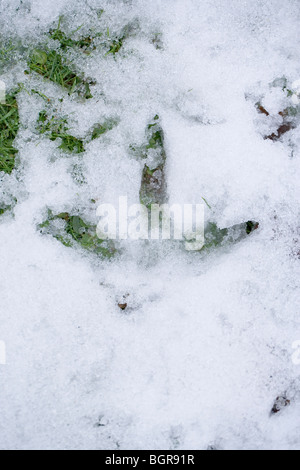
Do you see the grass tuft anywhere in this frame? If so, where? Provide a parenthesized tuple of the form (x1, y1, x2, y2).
(106, 38, 123, 56)
(105, 20, 140, 56)
(0, 92, 20, 174)
(28, 49, 94, 99)
(49, 19, 102, 54)
(37, 110, 84, 154)
(48, 18, 139, 58)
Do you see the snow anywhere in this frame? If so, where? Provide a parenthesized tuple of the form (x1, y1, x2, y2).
(0, 0, 300, 450)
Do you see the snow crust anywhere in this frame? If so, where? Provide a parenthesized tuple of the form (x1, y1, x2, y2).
(0, 0, 300, 450)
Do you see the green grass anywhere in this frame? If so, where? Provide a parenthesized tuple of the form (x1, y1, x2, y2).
(105, 20, 140, 56)
(0, 40, 16, 66)
(91, 118, 119, 140)
(37, 111, 119, 153)
(0, 196, 17, 217)
(131, 115, 166, 159)
(37, 110, 84, 153)
(0, 92, 19, 174)
(106, 38, 124, 56)
(0, 197, 17, 217)
(28, 49, 93, 99)
(0, 38, 23, 69)
(184, 221, 259, 253)
(26, 19, 141, 98)
(49, 19, 102, 54)
(48, 18, 139, 58)
(139, 115, 168, 208)
(39, 210, 117, 258)
(202, 221, 259, 251)
(49, 19, 121, 56)
(146, 115, 165, 151)
(0, 205, 10, 216)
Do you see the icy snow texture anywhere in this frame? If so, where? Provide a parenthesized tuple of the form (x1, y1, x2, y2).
(0, 0, 300, 450)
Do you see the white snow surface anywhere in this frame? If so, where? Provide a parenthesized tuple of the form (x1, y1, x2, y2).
(0, 0, 300, 450)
